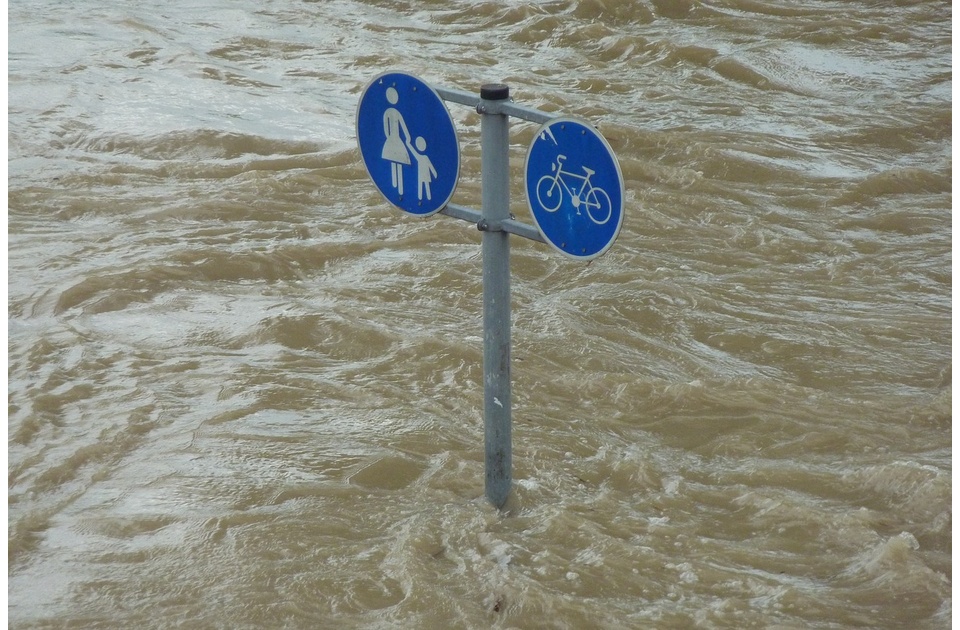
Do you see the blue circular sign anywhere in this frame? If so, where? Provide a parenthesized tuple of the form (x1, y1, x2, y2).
(524, 117, 624, 260)
(356, 72, 460, 216)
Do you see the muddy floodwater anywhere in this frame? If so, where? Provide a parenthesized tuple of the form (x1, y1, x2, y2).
(8, 0, 951, 628)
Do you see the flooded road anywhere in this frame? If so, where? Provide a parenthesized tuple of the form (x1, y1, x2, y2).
(8, 0, 951, 627)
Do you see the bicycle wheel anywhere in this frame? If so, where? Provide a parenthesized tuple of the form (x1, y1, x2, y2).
(536, 175, 563, 212)
(585, 186, 612, 225)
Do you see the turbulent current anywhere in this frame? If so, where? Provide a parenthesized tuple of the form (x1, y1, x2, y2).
(8, 1, 952, 628)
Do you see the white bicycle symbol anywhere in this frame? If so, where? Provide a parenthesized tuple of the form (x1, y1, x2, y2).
(535, 154, 612, 225)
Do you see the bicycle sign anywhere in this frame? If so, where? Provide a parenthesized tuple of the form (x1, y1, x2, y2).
(525, 117, 624, 260)
(535, 154, 613, 225)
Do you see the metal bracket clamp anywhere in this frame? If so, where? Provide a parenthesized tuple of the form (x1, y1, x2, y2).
(435, 85, 557, 125)
(477, 218, 508, 232)
(441, 204, 546, 243)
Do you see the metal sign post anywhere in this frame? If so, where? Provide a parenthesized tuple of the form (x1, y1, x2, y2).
(479, 84, 512, 508)
(356, 72, 624, 509)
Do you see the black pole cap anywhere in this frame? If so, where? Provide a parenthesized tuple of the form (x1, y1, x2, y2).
(480, 83, 510, 100)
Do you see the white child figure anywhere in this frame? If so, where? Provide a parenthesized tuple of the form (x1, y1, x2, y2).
(407, 136, 438, 201)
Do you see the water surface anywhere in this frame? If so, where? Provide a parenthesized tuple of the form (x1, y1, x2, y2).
(8, 0, 951, 627)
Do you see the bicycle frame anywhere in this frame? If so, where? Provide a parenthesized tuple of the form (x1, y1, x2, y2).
(535, 154, 613, 226)
(548, 155, 596, 211)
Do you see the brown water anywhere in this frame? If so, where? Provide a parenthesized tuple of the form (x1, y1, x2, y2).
(8, 1, 952, 628)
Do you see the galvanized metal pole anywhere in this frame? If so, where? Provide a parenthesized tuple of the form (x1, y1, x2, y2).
(479, 83, 511, 509)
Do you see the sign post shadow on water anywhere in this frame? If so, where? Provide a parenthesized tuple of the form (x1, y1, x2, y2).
(357, 71, 624, 509)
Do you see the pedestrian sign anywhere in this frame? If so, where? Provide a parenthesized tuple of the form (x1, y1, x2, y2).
(356, 71, 460, 216)
(524, 117, 624, 260)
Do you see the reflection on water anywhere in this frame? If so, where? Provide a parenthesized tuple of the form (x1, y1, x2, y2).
(8, 0, 951, 628)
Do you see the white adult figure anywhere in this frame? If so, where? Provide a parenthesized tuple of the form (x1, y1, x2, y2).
(381, 87, 411, 195)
